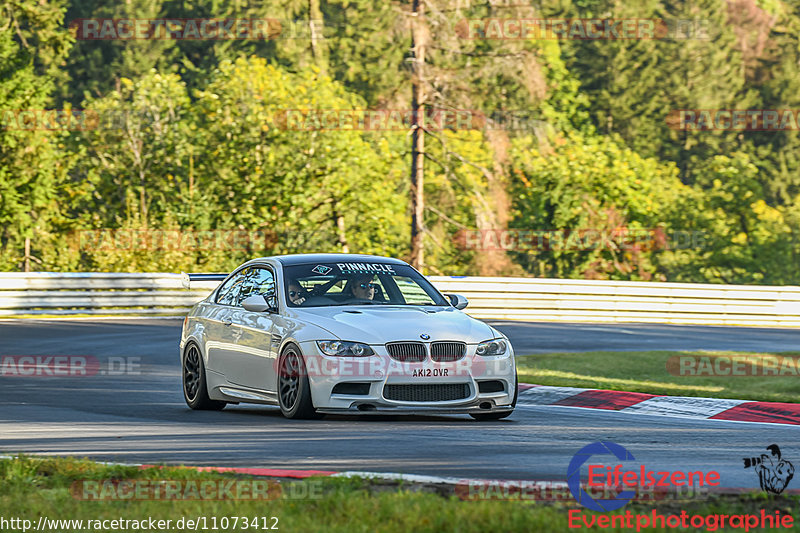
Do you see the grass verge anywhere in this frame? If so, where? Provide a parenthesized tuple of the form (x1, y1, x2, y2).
(1, 456, 798, 532)
(516, 351, 800, 403)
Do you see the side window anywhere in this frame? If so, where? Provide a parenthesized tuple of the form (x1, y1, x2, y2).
(395, 276, 436, 305)
(215, 270, 247, 306)
(237, 267, 276, 308)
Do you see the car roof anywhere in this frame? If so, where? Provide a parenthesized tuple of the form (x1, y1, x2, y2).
(248, 253, 410, 267)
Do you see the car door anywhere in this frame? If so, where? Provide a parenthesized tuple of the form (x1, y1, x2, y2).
(205, 268, 247, 376)
(224, 266, 278, 391)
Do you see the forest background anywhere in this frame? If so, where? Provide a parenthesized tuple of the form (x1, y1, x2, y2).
(2, 0, 798, 284)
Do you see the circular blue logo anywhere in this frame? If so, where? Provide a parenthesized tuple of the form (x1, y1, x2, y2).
(567, 441, 636, 512)
(420, 334, 430, 340)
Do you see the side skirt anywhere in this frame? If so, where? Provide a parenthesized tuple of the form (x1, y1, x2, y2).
(216, 386, 279, 405)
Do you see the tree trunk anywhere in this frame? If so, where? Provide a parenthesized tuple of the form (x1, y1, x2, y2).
(333, 207, 349, 253)
(308, 0, 327, 73)
(409, 0, 425, 270)
(24, 237, 30, 273)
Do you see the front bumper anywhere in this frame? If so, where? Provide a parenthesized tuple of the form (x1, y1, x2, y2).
(297, 340, 516, 412)
(316, 404, 515, 415)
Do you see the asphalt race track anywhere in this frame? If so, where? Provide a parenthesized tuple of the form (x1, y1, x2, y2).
(491, 320, 800, 353)
(1, 319, 799, 489)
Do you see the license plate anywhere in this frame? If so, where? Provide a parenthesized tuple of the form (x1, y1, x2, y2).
(412, 368, 449, 377)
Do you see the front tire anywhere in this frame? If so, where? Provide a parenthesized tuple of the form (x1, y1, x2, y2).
(278, 344, 321, 419)
(183, 343, 226, 411)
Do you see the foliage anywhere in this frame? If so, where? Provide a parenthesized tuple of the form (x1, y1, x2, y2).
(509, 132, 684, 280)
(56, 58, 407, 272)
(658, 152, 800, 284)
(4, 0, 800, 285)
(0, 0, 74, 270)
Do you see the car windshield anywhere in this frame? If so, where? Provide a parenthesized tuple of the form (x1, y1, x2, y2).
(283, 261, 449, 307)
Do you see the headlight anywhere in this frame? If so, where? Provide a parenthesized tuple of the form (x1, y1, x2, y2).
(317, 341, 375, 357)
(476, 338, 508, 356)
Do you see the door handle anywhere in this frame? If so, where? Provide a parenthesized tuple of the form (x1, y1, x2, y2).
(222, 319, 232, 326)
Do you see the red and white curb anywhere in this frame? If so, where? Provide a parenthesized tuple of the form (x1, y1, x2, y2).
(516, 384, 800, 425)
(186, 467, 481, 485)
(143, 465, 467, 484)
(0, 455, 458, 483)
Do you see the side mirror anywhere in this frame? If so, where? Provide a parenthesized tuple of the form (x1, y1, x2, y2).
(242, 294, 277, 313)
(444, 293, 469, 310)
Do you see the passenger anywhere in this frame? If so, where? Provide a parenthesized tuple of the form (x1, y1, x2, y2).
(348, 275, 376, 301)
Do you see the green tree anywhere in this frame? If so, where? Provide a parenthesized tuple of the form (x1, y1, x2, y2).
(61, 0, 181, 105)
(509, 131, 685, 280)
(192, 57, 407, 265)
(558, 0, 758, 183)
(0, 0, 74, 270)
(659, 152, 800, 284)
(71, 70, 193, 225)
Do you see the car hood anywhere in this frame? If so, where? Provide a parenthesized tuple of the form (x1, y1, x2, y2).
(292, 306, 495, 344)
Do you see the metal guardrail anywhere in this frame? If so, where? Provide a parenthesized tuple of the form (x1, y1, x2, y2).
(430, 277, 800, 326)
(0, 273, 205, 316)
(1, 272, 799, 326)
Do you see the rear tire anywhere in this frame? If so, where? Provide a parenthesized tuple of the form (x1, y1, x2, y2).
(278, 344, 322, 419)
(183, 343, 226, 411)
(470, 370, 517, 421)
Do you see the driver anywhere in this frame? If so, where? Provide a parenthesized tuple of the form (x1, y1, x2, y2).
(348, 275, 376, 300)
(287, 281, 307, 305)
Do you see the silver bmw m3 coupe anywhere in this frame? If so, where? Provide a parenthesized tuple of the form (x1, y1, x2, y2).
(180, 254, 517, 419)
